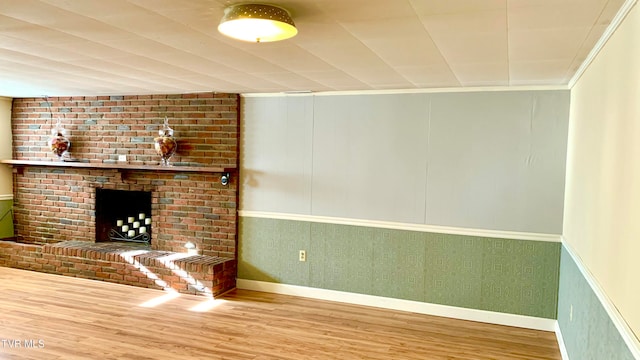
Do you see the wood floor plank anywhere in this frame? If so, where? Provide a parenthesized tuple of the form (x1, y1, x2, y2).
(0, 267, 561, 359)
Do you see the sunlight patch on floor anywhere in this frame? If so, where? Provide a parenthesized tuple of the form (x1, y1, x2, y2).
(189, 298, 226, 312)
(139, 290, 180, 308)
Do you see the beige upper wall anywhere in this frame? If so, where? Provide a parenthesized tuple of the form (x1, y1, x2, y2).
(0, 97, 12, 197)
(242, 90, 569, 234)
(564, 5, 640, 339)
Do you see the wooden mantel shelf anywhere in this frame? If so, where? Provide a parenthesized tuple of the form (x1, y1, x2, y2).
(0, 159, 235, 173)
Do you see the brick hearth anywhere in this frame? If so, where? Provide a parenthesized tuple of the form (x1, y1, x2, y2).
(0, 240, 236, 297)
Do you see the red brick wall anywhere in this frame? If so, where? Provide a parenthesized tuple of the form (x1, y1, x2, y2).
(12, 93, 237, 166)
(9, 93, 239, 259)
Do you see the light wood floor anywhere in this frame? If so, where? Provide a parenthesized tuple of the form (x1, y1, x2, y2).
(0, 267, 561, 360)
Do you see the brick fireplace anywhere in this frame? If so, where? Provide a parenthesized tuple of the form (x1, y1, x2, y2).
(0, 93, 239, 296)
(11, 166, 236, 257)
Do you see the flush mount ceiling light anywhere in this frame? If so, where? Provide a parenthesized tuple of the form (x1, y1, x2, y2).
(218, 3, 297, 43)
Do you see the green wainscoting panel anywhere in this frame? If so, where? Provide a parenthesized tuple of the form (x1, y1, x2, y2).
(0, 199, 13, 239)
(557, 246, 635, 359)
(239, 216, 561, 319)
(309, 223, 376, 294)
(238, 217, 310, 285)
(480, 238, 560, 317)
(424, 233, 484, 310)
(372, 229, 426, 301)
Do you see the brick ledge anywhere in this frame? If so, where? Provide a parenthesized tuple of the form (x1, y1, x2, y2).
(0, 240, 236, 297)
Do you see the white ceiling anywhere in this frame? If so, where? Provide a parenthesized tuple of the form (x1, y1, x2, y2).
(0, 0, 627, 97)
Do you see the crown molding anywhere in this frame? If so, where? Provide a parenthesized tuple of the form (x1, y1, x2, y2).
(568, 0, 638, 88)
(241, 85, 569, 98)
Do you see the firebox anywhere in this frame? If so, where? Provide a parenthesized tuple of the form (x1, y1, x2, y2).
(95, 189, 152, 245)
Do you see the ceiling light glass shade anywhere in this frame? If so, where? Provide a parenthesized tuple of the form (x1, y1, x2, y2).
(218, 4, 297, 43)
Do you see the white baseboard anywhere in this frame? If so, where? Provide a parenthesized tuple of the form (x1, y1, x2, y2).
(555, 322, 570, 360)
(236, 279, 556, 332)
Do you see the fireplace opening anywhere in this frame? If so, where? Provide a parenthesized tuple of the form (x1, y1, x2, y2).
(95, 189, 152, 245)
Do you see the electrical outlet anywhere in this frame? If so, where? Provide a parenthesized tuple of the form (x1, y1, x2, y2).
(118, 155, 127, 162)
(570, 305, 573, 322)
(299, 250, 306, 262)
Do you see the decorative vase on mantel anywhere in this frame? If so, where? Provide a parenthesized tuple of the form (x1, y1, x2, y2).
(49, 117, 70, 161)
(154, 116, 177, 166)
